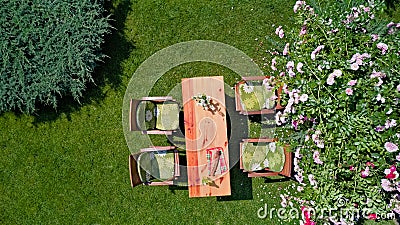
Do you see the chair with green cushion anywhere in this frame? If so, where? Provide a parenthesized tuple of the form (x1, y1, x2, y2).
(129, 96, 180, 135)
(234, 76, 284, 115)
(129, 146, 180, 188)
(239, 138, 292, 178)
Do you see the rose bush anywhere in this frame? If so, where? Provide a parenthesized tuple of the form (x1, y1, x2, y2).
(258, 0, 400, 224)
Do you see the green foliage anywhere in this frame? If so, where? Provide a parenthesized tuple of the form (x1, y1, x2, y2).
(0, 0, 110, 113)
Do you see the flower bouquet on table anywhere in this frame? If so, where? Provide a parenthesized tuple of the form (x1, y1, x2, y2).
(256, 0, 400, 224)
(193, 93, 217, 112)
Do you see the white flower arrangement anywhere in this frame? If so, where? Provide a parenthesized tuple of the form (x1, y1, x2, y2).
(193, 93, 216, 111)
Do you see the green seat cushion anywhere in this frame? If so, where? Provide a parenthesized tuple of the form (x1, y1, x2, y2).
(153, 151, 175, 180)
(155, 102, 180, 131)
(238, 82, 276, 111)
(265, 144, 285, 172)
(136, 101, 156, 130)
(137, 151, 175, 182)
(242, 142, 285, 172)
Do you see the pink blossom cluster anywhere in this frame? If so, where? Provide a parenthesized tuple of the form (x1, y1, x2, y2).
(297, 62, 304, 73)
(385, 165, 399, 179)
(370, 70, 386, 86)
(330, 217, 360, 225)
(381, 178, 396, 192)
(292, 115, 315, 130)
(348, 52, 371, 71)
(283, 89, 308, 118)
(371, 34, 379, 42)
(385, 142, 399, 153)
(370, 70, 386, 78)
(311, 45, 324, 60)
(293, 1, 306, 13)
(376, 93, 385, 103)
(385, 120, 397, 129)
(368, 214, 377, 220)
(293, 1, 314, 14)
(387, 22, 400, 35)
(361, 166, 370, 178)
(285, 61, 305, 78)
(327, 28, 339, 35)
(275, 111, 287, 126)
(283, 43, 290, 55)
(280, 194, 288, 207)
(387, 22, 400, 28)
(300, 25, 307, 36)
(389, 196, 400, 215)
(308, 174, 318, 188)
(360, 162, 376, 178)
(326, 69, 342, 85)
(275, 26, 284, 39)
(271, 57, 277, 71)
(347, 79, 357, 86)
(311, 130, 324, 149)
(345, 88, 353, 95)
(313, 151, 323, 164)
(286, 61, 295, 77)
(377, 42, 389, 55)
(294, 147, 305, 185)
(343, 5, 374, 25)
(375, 119, 396, 132)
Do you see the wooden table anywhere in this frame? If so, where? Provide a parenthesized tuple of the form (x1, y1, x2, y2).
(181, 76, 231, 198)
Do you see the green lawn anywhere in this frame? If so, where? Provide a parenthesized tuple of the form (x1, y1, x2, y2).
(1, 0, 399, 224)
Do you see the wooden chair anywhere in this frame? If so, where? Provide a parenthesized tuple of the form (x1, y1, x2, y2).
(129, 146, 180, 188)
(239, 138, 292, 178)
(234, 76, 283, 115)
(129, 96, 180, 135)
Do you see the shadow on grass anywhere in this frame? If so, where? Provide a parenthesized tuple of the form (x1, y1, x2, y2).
(217, 95, 254, 201)
(386, 0, 399, 9)
(217, 163, 253, 201)
(31, 0, 135, 123)
(385, 0, 400, 17)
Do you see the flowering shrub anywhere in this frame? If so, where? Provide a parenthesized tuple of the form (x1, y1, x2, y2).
(260, 0, 400, 223)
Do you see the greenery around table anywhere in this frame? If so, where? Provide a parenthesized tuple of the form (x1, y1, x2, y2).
(1, 0, 399, 225)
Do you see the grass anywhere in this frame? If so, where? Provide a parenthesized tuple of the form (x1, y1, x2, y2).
(1, 0, 400, 224)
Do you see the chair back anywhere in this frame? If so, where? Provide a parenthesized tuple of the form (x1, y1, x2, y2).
(129, 154, 143, 188)
(129, 99, 141, 131)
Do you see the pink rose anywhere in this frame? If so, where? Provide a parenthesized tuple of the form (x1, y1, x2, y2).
(361, 166, 370, 178)
(297, 62, 304, 73)
(371, 34, 379, 41)
(348, 80, 357, 86)
(350, 63, 359, 70)
(327, 76, 335, 85)
(283, 43, 289, 55)
(385, 142, 399, 152)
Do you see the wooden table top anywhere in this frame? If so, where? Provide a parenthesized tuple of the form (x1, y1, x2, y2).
(181, 76, 231, 198)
